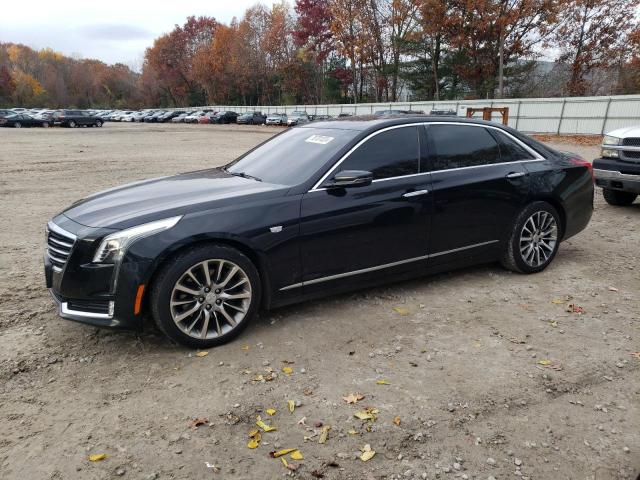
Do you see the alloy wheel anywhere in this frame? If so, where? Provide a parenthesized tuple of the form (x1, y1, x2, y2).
(14, 122, 21, 128)
(170, 259, 252, 340)
(519, 211, 558, 267)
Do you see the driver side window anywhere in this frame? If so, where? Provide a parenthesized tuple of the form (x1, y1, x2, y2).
(339, 126, 420, 180)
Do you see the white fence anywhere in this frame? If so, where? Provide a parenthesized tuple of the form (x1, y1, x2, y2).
(190, 94, 640, 135)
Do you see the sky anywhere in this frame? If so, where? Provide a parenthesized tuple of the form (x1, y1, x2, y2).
(0, 0, 267, 69)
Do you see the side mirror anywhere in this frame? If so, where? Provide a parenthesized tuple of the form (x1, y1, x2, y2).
(325, 170, 373, 188)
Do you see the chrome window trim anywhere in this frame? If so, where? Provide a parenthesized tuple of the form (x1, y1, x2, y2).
(279, 239, 499, 291)
(309, 121, 545, 192)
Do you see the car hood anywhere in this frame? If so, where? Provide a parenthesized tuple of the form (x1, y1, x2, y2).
(605, 125, 640, 139)
(62, 168, 286, 229)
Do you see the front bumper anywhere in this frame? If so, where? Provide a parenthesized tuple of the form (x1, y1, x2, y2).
(593, 158, 640, 194)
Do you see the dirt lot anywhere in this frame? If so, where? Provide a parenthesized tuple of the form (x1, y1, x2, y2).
(0, 123, 638, 480)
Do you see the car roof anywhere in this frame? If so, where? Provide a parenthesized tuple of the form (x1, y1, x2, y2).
(299, 115, 511, 132)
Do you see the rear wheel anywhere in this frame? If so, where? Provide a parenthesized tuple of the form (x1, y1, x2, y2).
(95, 120, 103, 127)
(14, 122, 22, 128)
(501, 201, 560, 274)
(602, 188, 637, 206)
(42, 122, 49, 128)
(69, 120, 77, 128)
(150, 244, 261, 348)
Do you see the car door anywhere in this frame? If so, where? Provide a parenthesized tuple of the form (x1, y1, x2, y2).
(425, 123, 532, 264)
(298, 125, 432, 291)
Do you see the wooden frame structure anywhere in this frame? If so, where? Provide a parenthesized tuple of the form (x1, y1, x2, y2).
(466, 107, 509, 125)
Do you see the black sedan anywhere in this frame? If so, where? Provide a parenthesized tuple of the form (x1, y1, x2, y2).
(44, 117, 594, 348)
(0, 113, 51, 128)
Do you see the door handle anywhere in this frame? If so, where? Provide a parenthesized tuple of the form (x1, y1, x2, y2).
(506, 172, 526, 179)
(402, 189, 430, 198)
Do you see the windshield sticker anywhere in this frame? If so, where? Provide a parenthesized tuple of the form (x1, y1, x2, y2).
(305, 135, 334, 145)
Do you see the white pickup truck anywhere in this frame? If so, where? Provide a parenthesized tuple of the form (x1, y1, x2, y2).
(593, 126, 640, 206)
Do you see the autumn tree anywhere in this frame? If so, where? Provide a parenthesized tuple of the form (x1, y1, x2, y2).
(555, 0, 637, 96)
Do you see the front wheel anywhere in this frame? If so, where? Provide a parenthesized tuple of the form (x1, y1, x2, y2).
(14, 122, 22, 128)
(602, 188, 637, 206)
(69, 120, 77, 128)
(95, 120, 103, 127)
(150, 245, 261, 348)
(501, 201, 561, 274)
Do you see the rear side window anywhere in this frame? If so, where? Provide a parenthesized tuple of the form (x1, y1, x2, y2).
(429, 125, 500, 170)
(340, 126, 420, 180)
(492, 130, 533, 162)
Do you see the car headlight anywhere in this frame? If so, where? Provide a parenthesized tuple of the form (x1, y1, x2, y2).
(93, 216, 182, 264)
(601, 148, 619, 158)
(602, 135, 621, 146)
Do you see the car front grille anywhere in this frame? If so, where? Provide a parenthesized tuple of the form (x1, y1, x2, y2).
(622, 138, 640, 147)
(622, 150, 640, 160)
(46, 221, 76, 272)
(66, 299, 112, 315)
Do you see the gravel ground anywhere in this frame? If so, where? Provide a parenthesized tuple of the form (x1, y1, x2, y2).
(0, 123, 638, 480)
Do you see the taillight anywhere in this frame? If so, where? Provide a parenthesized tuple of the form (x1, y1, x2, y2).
(569, 156, 593, 181)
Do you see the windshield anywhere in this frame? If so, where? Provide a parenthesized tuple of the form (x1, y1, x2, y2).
(226, 127, 358, 186)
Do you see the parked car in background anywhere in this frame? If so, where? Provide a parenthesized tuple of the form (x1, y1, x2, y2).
(0, 109, 14, 118)
(286, 111, 309, 126)
(144, 111, 168, 123)
(265, 113, 287, 125)
(198, 112, 221, 124)
(171, 112, 191, 123)
(0, 113, 51, 128)
(374, 109, 425, 117)
(52, 110, 103, 128)
(593, 127, 640, 206)
(211, 111, 238, 124)
(237, 112, 266, 125)
(44, 117, 594, 348)
(158, 111, 186, 123)
(430, 109, 458, 116)
(184, 111, 208, 124)
(312, 114, 333, 122)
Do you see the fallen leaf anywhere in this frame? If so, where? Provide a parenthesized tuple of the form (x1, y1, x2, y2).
(195, 351, 209, 357)
(551, 298, 565, 304)
(266, 408, 276, 416)
(282, 458, 298, 471)
(256, 416, 277, 432)
(188, 417, 209, 429)
(608, 286, 618, 292)
(270, 448, 297, 458)
(354, 408, 379, 421)
(376, 380, 390, 385)
(360, 444, 376, 462)
(288, 400, 295, 413)
(393, 416, 401, 426)
(247, 438, 260, 449)
(297, 416, 307, 425)
(549, 320, 558, 327)
(247, 429, 262, 448)
(318, 425, 331, 444)
(348, 429, 358, 435)
(567, 304, 585, 314)
(282, 366, 293, 375)
(342, 393, 364, 404)
(290, 450, 304, 460)
(281, 359, 295, 364)
(538, 359, 552, 366)
(89, 453, 107, 462)
(241, 344, 250, 350)
(303, 388, 313, 396)
(393, 307, 410, 315)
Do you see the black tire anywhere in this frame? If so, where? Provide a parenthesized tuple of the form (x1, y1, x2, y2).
(95, 120, 103, 127)
(602, 188, 637, 206)
(69, 120, 77, 128)
(14, 122, 21, 128)
(150, 244, 261, 349)
(501, 201, 561, 274)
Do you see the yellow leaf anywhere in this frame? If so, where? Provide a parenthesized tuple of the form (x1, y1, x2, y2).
(360, 445, 376, 462)
(393, 416, 401, 426)
(266, 408, 276, 416)
(256, 416, 277, 432)
(247, 439, 260, 449)
(281, 457, 288, 468)
(282, 366, 293, 375)
(290, 450, 303, 460)
(538, 359, 552, 366)
(288, 400, 295, 413)
(195, 351, 209, 357)
(248, 429, 261, 439)
(89, 453, 107, 462)
(319, 425, 331, 444)
(393, 307, 410, 315)
(354, 410, 376, 421)
(241, 344, 250, 350)
(348, 429, 358, 435)
(376, 380, 390, 385)
(342, 393, 364, 404)
(551, 299, 565, 304)
(271, 448, 296, 458)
